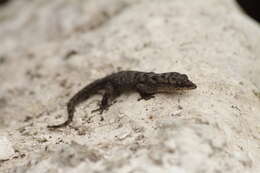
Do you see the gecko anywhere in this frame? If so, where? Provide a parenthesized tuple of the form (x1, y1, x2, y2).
(47, 71, 197, 128)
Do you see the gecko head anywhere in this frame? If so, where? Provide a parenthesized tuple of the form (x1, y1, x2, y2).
(169, 73, 197, 90)
(151, 72, 197, 92)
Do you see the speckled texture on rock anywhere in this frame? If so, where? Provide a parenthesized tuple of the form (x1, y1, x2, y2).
(0, 136, 15, 161)
(0, 0, 260, 173)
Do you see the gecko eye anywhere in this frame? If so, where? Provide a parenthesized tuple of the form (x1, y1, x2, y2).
(169, 76, 177, 84)
(151, 76, 157, 81)
(181, 74, 188, 80)
(150, 76, 158, 83)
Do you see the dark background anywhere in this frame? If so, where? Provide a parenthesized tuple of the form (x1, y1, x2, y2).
(236, 0, 260, 23)
(0, 0, 9, 5)
(0, 0, 260, 23)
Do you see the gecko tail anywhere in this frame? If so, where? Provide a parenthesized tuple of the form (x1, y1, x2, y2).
(47, 78, 106, 129)
(47, 102, 74, 129)
(47, 93, 90, 129)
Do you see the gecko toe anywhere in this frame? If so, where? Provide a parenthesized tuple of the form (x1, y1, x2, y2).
(138, 95, 155, 101)
(91, 107, 108, 114)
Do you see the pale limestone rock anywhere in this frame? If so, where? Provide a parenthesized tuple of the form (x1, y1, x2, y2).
(0, 0, 260, 173)
(0, 136, 14, 161)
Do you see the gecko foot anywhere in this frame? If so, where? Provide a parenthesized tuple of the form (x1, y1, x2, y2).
(91, 105, 110, 114)
(91, 107, 105, 114)
(137, 94, 155, 101)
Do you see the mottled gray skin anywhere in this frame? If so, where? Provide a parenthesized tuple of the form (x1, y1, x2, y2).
(47, 71, 197, 128)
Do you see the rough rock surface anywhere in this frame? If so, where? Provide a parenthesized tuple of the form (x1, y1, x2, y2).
(0, 136, 15, 161)
(0, 0, 260, 172)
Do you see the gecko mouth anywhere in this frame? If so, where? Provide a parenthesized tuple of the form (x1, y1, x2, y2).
(189, 82, 197, 89)
(157, 83, 197, 92)
(176, 82, 197, 90)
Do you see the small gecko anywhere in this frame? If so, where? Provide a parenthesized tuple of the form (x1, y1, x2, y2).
(47, 71, 197, 128)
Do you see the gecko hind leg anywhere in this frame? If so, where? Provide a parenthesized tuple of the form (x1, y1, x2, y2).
(91, 83, 120, 114)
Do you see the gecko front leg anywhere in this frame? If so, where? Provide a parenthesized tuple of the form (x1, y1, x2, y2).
(136, 83, 156, 101)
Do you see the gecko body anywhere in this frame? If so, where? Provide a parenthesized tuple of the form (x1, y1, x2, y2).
(47, 71, 196, 128)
